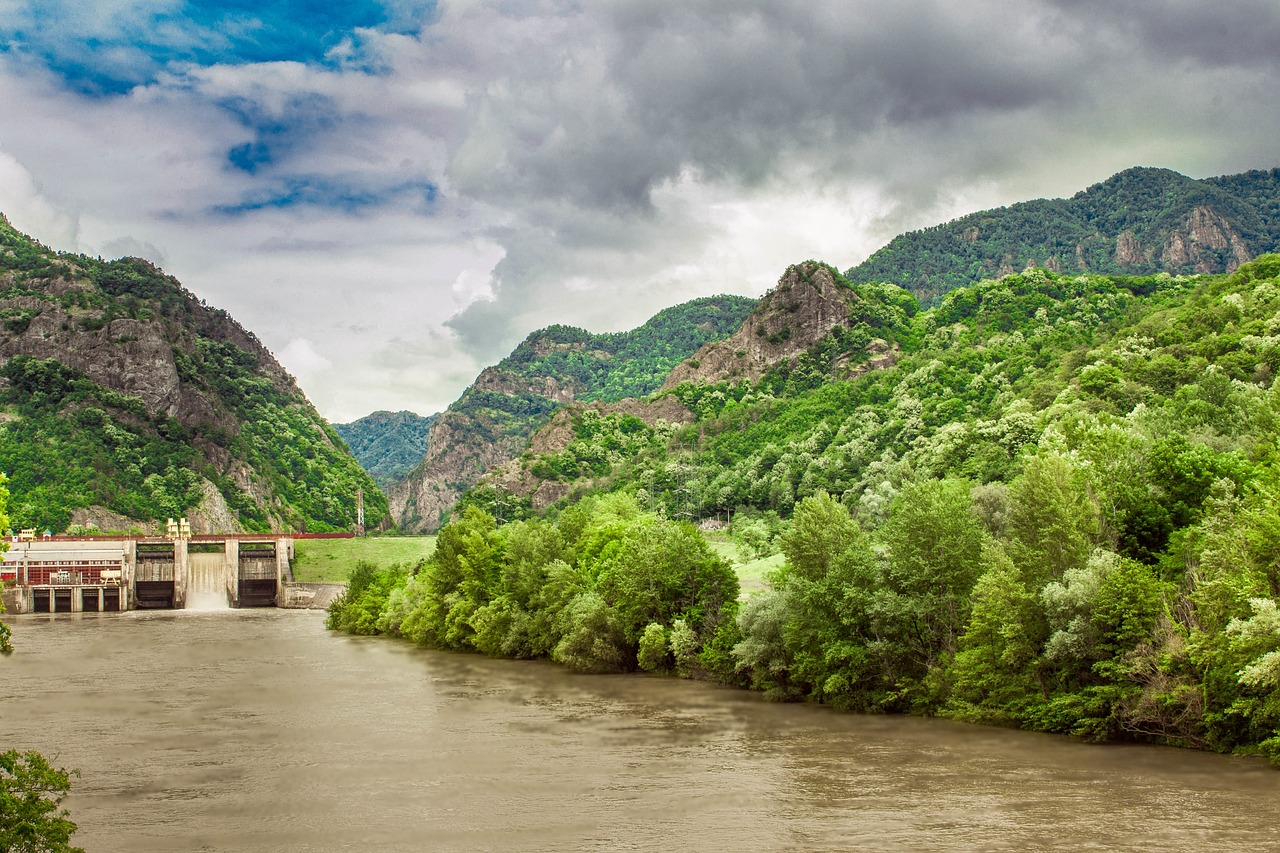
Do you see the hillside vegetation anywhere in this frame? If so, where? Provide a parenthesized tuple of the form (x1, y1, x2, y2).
(336, 254, 1280, 765)
(848, 166, 1280, 303)
(333, 410, 437, 488)
(388, 295, 756, 531)
(0, 214, 384, 533)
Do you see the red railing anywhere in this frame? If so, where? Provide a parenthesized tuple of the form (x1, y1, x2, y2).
(9, 561, 124, 586)
(40, 532, 355, 542)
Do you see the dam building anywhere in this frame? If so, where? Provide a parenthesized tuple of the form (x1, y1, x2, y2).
(0, 532, 307, 614)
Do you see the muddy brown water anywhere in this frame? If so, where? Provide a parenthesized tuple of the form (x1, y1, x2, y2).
(4, 609, 1279, 851)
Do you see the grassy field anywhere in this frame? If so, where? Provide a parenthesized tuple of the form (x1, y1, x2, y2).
(703, 531, 779, 597)
(292, 536, 437, 583)
(293, 530, 779, 593)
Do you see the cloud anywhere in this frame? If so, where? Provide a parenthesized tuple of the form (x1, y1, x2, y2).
(0, 150, 79, 247)
(278, 336, 332, 379)
(2, 0, 1280, 421)
(1043, 0, 1280, 71)
(98, 235, 169, 267)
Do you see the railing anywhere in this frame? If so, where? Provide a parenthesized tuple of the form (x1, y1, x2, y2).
(14, 562, 126, 586)
(36, 532, 354, 542)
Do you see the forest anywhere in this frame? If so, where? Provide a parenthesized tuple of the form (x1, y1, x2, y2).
(332, 256, 1280, 764)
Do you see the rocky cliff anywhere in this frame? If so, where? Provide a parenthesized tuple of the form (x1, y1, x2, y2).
(662, 263, 866, 389)
(0, 214, 383, 533)
(387, 371, 561, 532)
(385, 295, 755, 532)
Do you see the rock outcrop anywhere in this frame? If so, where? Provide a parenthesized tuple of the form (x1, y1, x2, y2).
(663, 263, 861, 389)
(1161, 206, 1252, 273)
(384, 295, 755, 532)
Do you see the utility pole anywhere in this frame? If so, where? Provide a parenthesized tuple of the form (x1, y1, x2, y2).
(356, 488, 366, 537)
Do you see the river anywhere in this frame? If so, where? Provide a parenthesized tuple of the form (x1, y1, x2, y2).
(4, 609, 1279, 852)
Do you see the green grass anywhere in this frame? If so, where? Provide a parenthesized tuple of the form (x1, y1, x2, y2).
(703, 531, 779, 597)
(292, 535, 437, 583)
(292, 530, 779, 593)
(733, 552, 783, 597)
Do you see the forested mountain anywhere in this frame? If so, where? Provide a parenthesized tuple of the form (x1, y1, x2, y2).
(0, 214, 384, 533)
(333, 410, 437, 488)
(336, 251, 1280, 766)
(847, 167, 1280, 303)
(387, 295, 755, 532)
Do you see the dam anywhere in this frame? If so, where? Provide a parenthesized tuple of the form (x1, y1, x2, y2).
(0, 533, 343, 614)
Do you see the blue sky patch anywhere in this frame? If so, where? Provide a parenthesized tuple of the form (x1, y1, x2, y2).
(217, 92, 342, 174)
(212, 177, 438, 216)
(1, 0, 436, 95)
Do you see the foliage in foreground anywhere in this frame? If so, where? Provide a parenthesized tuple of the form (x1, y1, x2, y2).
(0, 751, 82, 853)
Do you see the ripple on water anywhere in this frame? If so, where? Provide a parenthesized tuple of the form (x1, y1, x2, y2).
(5, 610, 1280, 852)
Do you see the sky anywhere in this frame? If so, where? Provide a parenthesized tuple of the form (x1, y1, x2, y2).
(2, 1, 1279, 422)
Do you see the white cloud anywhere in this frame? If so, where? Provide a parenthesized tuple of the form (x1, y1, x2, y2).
(278, 337, 331, 378)
(0, 150, 79, 248)
(1, 0, 1279, 425)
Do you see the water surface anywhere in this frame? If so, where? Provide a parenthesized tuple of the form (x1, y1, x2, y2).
(4, 610, 1278, 851)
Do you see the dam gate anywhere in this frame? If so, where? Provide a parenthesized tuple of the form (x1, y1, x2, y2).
(1, 534, 303, 614)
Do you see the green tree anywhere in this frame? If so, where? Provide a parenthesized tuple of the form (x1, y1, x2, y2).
(553, 590, 629, 672)
(1007, 453, 1101, 584)
(732, 590, 797, 699)
(0, 750, 82, 853)
(879, 478, 987, 682)
(772, 491, 882, 708)
(595, 518, 737, 648)
(949, 543, 1046, 724)
(637, 622, 670, 672)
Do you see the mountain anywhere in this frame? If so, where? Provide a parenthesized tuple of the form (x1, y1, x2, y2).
(387, 295, 756, 531)
(330, 167, 1280, 766)
(337, 253, 1280, 764)
(0, 214, 385, 534)
(661, 261, 908, 389)
(476, 260, 913, 509)
(846, 166, 1280, 303)
(470, 169, 1280, 528)
(333, 410, 437, 488)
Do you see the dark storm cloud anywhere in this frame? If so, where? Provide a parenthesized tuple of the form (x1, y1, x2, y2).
(1044, 0, 1280, 69)
(439, 0, 1105, 355)
(445, 1, 1083, 213)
